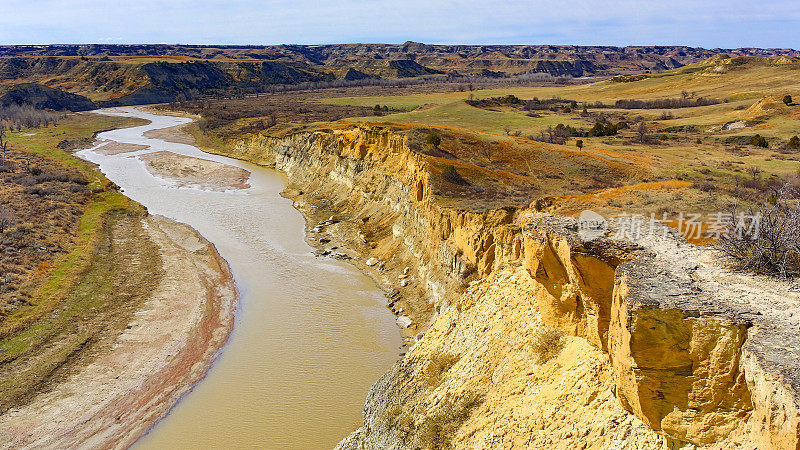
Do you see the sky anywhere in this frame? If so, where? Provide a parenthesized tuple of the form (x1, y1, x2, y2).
(2, 0, 798, 48)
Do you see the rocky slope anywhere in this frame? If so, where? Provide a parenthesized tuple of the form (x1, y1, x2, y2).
(223, 124, 800, 448)
(0, 58, 331, 105)
(0, 83, 96, 111)
(1, 44, 799, 106)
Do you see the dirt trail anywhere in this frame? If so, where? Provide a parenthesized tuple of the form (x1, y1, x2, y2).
(0, 215, 237, 449)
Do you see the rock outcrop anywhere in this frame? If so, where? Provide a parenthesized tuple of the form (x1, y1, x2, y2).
(228, 124, 800, 449)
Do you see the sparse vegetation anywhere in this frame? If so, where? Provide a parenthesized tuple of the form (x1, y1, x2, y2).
(417, 392, 484, 449)
(425, 132, 442, 147)
(750, 134, 769, 148)
(716, 191, 800, 278)
(0, 113, 157, 412)
(531, 326, 566, 363)
(423, 352, 460, 387)
(0, 205, 16, 233)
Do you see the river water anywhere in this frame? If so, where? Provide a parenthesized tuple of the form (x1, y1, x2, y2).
(77, 107, 401, 449)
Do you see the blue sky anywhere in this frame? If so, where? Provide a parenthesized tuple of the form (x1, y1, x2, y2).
(2, 0, 798, 48)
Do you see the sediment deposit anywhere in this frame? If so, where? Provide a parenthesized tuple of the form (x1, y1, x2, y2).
(139, 151, 251, 191)
(0, 215, 237, 449)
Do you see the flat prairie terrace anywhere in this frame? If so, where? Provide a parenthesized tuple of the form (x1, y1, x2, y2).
(162, 55, 800, 234)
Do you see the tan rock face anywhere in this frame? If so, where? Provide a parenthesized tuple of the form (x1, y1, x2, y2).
(232, 125, 800, 449)
(337, 267, 666, 450)
(609, 303, 751, 444)
(523, 225, 618, 351)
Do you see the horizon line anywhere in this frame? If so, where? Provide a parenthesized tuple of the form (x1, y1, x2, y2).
(0, 42, 798, 51)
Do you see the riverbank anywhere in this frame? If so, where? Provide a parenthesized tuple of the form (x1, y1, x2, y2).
(188, 120, 800, 449)
(143, 113, 429, 343)
(0, 214, 236, 448)
(0, 113, 239, 448)
(74, 107, 401, 448)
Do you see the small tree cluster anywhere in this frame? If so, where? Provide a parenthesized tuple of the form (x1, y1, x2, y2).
(0, 104, 64, 130)
(589, 121, 627, 137)
(614, 97, 720, 109)
(750, 134, 769, 148)
(425, 133, 441, 148)
(635, 122, 649, 143)
(536, 123, 580, 144)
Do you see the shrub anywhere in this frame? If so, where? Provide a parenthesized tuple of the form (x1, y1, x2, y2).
(425, 133, 441, 147)
(658, 111, 675, 120)
(716, 191, 800, 278)
(784, 94, 793, 106)
(750, 134, 769, 148)
(417, 392, 483, 449)
(441, 165, 469, 185)
(0, 205, 16, 233)
(589, 121, 626, 137)
(788, 136, 800, 150)
(423, 352, 460, 387)
(531, 326, 565, 363)
(692, 181, 716, 192)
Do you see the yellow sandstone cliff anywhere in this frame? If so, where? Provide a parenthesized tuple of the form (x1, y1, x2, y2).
(226, 124, 800, 449)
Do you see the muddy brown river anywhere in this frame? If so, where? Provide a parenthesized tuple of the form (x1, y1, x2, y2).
(77, 107, 402, 449)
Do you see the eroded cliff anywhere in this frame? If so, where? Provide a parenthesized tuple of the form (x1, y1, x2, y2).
(226, 124, 800, 449)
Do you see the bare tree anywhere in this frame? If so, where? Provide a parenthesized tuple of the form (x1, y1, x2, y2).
(748, 166, 762, 181)
(636, 122, 648, 143)
(503, 125, 511, 135)
(0, 125, 6, 165)
(716, 189, 800, 278)
(0, 205, 16, 233)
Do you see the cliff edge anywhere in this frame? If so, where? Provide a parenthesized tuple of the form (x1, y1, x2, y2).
(226, 124, 799, 449)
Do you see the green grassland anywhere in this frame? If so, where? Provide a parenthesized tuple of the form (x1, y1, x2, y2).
(159, 54, 800, 238)
(314, 56, 800, 226)
(0, 113, 159, 412)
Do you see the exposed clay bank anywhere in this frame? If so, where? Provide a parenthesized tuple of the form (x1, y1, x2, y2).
(79, 107, 402, 448)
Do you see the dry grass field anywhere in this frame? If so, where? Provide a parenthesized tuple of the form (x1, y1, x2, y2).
(159, 55, 800, 244)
